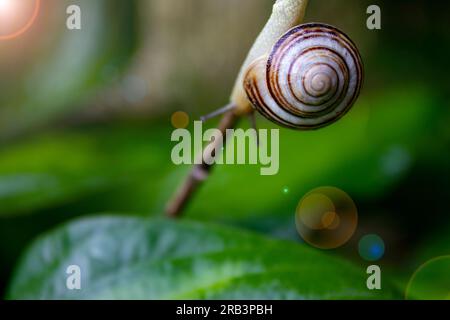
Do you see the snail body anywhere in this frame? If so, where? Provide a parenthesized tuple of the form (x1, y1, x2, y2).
(243, 23, 363, 130)
(166, 2, 367, 217)
(230, 0, 310, 115)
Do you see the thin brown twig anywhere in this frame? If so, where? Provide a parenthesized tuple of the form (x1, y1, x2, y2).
(165, 107, 240, 218)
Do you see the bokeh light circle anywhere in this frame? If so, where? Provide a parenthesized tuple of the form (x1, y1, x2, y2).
(295, 186, 358, 249)
(405, 256, 450, 300)
(358, 234, 385, 261)
(0, 0, 40, 41)
(171, 111, 190, 129)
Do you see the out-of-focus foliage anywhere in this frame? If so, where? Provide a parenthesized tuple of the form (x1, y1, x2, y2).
(0, 0, 449, 299)
(0, 87, 435, 220)
(0, 0, 138, 139)
(7, 216, 399, 300)
(0, 122, 168, 217)
(0, 87, 432, 213)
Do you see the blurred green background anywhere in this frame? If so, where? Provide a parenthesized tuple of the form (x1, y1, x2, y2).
(0, 0, 449, 299)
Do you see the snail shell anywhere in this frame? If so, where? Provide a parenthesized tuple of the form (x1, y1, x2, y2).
(244, 23, 364, 130)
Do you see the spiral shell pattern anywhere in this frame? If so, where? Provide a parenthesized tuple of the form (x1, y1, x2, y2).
(244, 23, 363, 129)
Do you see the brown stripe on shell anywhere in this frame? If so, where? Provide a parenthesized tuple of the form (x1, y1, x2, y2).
(285, 49, 349, 117)
(244, 60, 297, 128)
(243, 23, 364, 130)
(267, 32, 359, 117)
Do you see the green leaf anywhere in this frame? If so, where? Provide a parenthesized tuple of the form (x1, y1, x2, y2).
(7, 216, 399, 300)
(0, 123, 171, 280)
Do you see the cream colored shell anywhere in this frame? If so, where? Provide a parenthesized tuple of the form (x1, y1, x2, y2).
(230, 0, 309, 114)
(244, 23, 363, 130)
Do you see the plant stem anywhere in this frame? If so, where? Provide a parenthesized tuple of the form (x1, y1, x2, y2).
(165, 0, 309, 217)
(166, 108, 239, 218)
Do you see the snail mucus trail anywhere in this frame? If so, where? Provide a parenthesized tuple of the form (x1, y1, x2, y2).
(166, 20, 363, 217)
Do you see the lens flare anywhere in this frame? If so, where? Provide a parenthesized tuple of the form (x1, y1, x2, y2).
(295, 187, 358, 249)
(0, 0, 40, 41)
(0, 0, 11, 10)
(405, 256, 450, 300)
(358, 234, 385, 261)
(171, 111, 190, 129)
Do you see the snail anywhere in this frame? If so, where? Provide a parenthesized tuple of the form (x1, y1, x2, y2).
(243, 23, 363, 130)
(167, 0, 365, 217)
